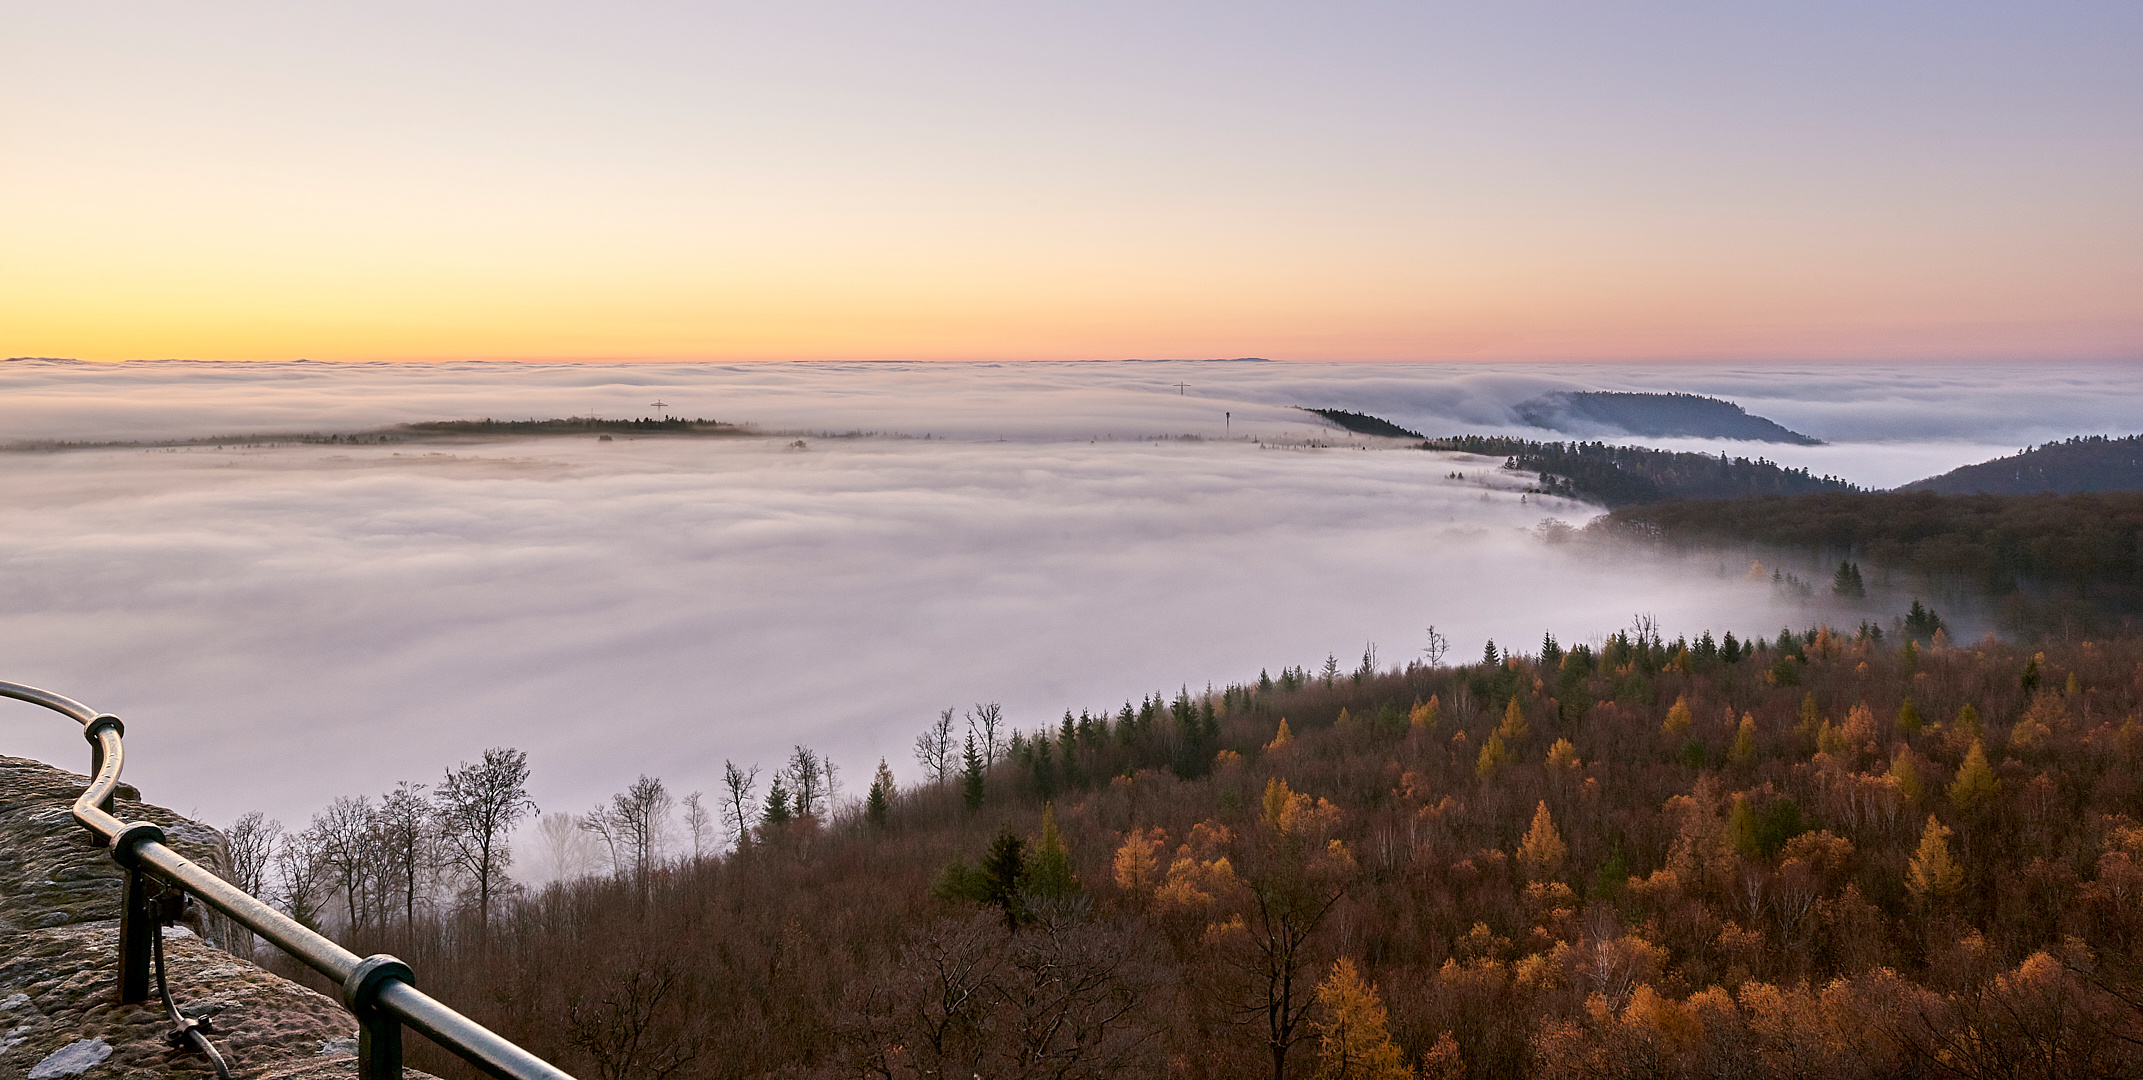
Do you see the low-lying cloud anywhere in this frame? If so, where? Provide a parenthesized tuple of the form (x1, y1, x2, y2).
(0, 359, 2133, 833)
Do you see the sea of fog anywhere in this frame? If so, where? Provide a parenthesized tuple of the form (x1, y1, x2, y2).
(0, 359, 2136, 856)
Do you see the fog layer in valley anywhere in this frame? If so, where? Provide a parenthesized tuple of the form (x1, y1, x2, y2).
(0, 360, 2133, 844)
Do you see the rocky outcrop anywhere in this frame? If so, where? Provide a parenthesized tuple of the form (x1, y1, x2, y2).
(0, 755, 430, 1079)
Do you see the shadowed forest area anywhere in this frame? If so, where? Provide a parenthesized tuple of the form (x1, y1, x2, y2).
(1603, 492, 2143, 640)
(1421, 436, 1859, 507)
(235, 618, 2143, 1080)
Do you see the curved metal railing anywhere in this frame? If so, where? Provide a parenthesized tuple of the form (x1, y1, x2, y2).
(1, 680, 577, 1080)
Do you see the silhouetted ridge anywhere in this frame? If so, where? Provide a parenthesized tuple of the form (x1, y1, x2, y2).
(1515, 391, 1822, 445)
(1301, 408, 1424, 439)
(1424, 435, 1858, 506)
(1899, 433, 2143, 494)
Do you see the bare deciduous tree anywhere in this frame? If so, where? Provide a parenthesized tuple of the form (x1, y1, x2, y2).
(969, 702, 1005, 765)
(719, 760, 759, 851)
(434, 746, 537, 930)
(375, 781, 432, 929)
(681, 791, 711, 862)
(915, 708, 955, 785)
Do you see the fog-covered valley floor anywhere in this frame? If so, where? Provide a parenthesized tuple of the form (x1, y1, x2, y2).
(0, 359, 2135, 835)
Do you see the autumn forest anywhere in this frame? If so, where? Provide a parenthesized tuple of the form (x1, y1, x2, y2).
(218, 608, 2143, 1080)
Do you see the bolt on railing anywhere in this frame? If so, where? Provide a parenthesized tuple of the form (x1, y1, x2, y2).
(1, 680, 578, 1080)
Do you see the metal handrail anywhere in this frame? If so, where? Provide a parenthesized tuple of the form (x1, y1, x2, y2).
(1, 680, 577, 1080)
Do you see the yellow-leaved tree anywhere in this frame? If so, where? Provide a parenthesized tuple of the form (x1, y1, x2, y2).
(1905, 814, 1964, 904)
(1728, 714, 1757, 765)
(1497, 697, 1529, 744)
(1311, 958, 1410, 1080)
(1661, 695, 1693, 738)
(1950, 738, 2000, 812)
(1409, 695, 1441, 733)
(1268, 718, 1294, 751)
(1475, 733, 1509, 780)
(1517, 801, 1567, 883)
(1888, 749, 1923, 806)
(1544, 738, 1579, 770)
(1111, 827, 1166, 896)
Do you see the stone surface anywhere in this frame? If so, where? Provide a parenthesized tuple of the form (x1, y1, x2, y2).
(0, 755, 435, 1080)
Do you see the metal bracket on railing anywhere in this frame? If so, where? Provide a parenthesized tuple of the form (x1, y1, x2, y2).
(344, 954, 415, 1080)
(110, 820, 167, 1005)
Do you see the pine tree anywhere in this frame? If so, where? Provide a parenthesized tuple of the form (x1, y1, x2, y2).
(1906, 814, 1964, 904)
(980, 827, 1028, 928)
(1268, 718, 1294, 750)
(1949, 738, 1999, 811)
(864, 759, 893, 828)
(961, 732, 986, 811)
(1832, 559, 1866, 598)
(761, 776, 792, 829)
(1311, 958, 1410, 1080)
(1517, 801, 1567, 882)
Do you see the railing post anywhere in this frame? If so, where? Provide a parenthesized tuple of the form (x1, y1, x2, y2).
(345, 955, 416, 1080)
(109, 821, 165, 1005)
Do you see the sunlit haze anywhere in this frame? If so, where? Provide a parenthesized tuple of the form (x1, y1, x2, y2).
(6, 3, 2139, 362)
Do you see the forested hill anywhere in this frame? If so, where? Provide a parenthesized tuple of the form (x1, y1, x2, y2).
(1602, 491, 2143, 635)
(1303, 408, 1426, 439)
(267, 624, 2143, 1080)
(1900, 434, 2143, 494)
(1424, 436, 1859, 507)
(1514, 391, 1822, 445)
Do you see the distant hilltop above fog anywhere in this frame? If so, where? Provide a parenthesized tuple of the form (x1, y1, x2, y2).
(1898, 434, 2143, 495)
(1515, 391, 1823, 445)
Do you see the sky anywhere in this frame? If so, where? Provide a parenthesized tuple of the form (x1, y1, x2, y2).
(5, 2, 2140, 363)
(1, 359, 2136, 842)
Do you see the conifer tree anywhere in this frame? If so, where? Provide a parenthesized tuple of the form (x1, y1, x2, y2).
(1544, 738, 1579, 770)
(1889, 750, 1923, 805)
(1311, 958, 1410, 1080)
(1498, 697, 1529, 744)
(1409, 696, 1440, 732)
(1662, 695, 1693, 738)
(1475, 733, 1509, 779)
(1728, 714, 1757, 765)
(1897, 698, 1923, 734)
(761, 776, 792, 829)
(961, 732, 986, 811)
(1949, 738, 1999, 811)
(1955, 702, 1982, 739)
(1517, 801, 1567, 882)
(1268, 718, 1294, 750)
(864, 759, 893, 829)
(980, 827, 1028, 928)
(1026, 803, 1077, 900)
(1832, 560, 1866, 598)
(1906, 814, 1964, 904)
(1727, 795, 1761, 858)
